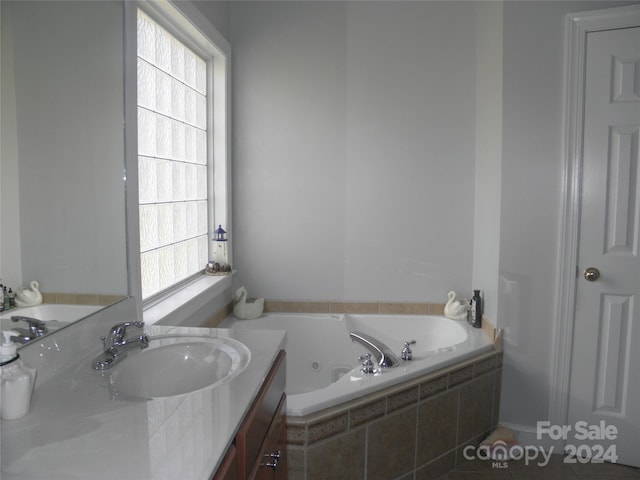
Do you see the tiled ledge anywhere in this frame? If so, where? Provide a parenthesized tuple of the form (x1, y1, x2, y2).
(263, 300, 446, 315)
(40, 292, 126, 306)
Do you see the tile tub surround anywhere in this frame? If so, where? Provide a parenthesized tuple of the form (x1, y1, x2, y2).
(286, 349, 502, 480)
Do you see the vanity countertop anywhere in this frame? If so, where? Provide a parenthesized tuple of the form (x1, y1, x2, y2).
(1, 325, 286, 480)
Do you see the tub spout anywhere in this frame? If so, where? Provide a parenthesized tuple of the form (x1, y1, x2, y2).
(349, 331, 399, 368)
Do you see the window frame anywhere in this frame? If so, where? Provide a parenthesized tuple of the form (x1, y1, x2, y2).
(124, 0, 231, 315)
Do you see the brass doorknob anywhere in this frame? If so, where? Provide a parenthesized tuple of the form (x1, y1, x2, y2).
(583, 267, 600, 282)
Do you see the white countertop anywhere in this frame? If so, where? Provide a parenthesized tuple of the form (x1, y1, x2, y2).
(1, 325, 286, 480)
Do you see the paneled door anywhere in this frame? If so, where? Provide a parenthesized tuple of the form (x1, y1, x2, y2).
(568, 25, 640, 468)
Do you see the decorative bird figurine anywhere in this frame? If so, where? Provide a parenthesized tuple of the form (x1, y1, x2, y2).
(233, 286, 264, 320)
(15, 280, 43, 308)
(444, 291, 469, 321)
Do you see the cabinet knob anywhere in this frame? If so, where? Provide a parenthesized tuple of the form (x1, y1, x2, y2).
(261, 450, 281, 469)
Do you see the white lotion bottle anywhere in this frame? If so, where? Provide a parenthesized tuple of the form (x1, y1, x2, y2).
(1, 330, 37, 420)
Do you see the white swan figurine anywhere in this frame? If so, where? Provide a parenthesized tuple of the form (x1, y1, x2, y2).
(233, 286, 264, 320)
(15, 280, 43, 308)
(444, 291, 469, 321)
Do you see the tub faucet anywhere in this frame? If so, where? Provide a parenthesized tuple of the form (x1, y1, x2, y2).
(93, 321, 149, 371)
(10, 316, 48, 344)
(349, 331, 399, 368)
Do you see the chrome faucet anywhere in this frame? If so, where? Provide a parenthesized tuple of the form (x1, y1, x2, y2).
(92, 321, 149, 371)
(349, 331, 399, 368)
(10, 316, 49, 344)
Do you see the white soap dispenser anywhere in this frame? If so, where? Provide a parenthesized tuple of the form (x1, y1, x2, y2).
(1, 330, 37, 420)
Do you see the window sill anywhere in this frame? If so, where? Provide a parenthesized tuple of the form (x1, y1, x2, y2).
(143, 272, 234, 326)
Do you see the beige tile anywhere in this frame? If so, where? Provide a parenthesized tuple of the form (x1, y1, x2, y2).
(417, 389, 459, 465)
(307, 429, 366, 480)
(96, 294, 126, 306)
(264, 300, 285, 312)
(41, 292, 57, 304)
(367, 407, 417, 480)
(429, 303, 446, 315)
(264, 300, 329, 313)
(330, 302, 379, 314)
(481, 316, 497, 345)
(379, 302, 429, 315)
(56, 293, 99, 305)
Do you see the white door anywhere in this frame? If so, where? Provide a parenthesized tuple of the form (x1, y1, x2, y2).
(568, 26, 640, 468)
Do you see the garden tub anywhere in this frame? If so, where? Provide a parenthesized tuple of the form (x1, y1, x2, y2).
(219, 313, 494, 416)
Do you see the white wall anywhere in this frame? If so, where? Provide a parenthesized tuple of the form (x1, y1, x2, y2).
(192, 1, 230, 42)
(230, 1, 477, 302)
(498, 0, 637, 431)
(224, 0, 640, 436)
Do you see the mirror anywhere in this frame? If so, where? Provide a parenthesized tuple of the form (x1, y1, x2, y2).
(0, 1, 128, 329)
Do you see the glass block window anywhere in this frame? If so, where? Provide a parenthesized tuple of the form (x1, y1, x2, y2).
(137, 9, 209, 300)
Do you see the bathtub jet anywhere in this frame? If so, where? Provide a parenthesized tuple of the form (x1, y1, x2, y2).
(349, 330, 400, 368)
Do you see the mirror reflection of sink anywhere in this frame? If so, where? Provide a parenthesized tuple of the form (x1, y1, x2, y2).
(107, 335, 251, 399)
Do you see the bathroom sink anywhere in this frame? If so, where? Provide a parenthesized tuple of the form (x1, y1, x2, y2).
(108, 335, 251, 399)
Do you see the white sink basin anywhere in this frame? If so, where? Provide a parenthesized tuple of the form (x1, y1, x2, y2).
(108, 335, 251, 399)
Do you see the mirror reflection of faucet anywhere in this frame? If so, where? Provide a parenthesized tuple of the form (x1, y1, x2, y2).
(10, 316, 48, 344)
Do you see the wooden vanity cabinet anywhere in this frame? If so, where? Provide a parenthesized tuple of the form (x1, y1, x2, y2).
(213, 350, 286, 480)
(256, 395, 287, 480)
(212, 445, 239, 480)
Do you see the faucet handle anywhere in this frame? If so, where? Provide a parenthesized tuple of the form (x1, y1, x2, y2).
(108, 321, 145, 343)
(358, 353, 375, 374)
(11, 316, 48, 336)
(401, 340, 416, 361)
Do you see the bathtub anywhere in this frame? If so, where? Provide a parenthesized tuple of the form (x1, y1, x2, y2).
(0, 304, 103, 333)
(219, 313, 494, 416)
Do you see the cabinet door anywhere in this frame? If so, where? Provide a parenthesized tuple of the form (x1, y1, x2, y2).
(257, 394, 287, 480)
(237, 351, 286, 479)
